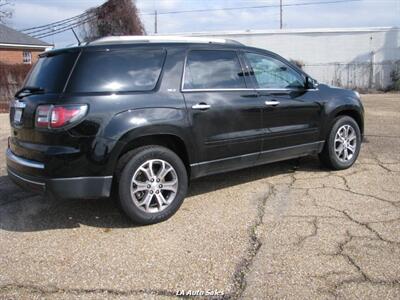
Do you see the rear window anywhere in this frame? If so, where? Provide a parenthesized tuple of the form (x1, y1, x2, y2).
(24, 51, 79, 93)
(67, 49, 166, 93)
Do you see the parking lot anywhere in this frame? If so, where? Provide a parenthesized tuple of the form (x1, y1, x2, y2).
(0, 93, 399, 299)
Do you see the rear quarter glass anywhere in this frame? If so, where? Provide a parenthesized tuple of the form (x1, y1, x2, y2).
(24, 51, 80, 93)
(65, 48, 166, 93)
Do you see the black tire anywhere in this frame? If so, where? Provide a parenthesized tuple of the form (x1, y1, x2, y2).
(117, 145, 188, 225)
(319, 116, 361, 170)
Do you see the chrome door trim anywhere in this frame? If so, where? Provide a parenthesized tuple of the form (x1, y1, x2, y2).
(182, 88, 253, 92)
(190, 141, 324, 167)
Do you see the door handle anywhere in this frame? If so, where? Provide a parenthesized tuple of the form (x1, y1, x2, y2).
(192, 103, 211, 110)
(265, 100, 280, 106)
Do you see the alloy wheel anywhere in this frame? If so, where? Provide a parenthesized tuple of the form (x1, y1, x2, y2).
(334, 124, 357, 162)
(130, 159, 178, 213)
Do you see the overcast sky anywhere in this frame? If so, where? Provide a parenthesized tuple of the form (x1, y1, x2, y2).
(5, 0, 400, 47)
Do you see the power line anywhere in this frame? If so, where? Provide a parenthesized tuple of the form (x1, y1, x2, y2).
(23, 13, 94, 36)
(140, 0, 361, 16)
(31, 16, 97, 39)
(21, 12, 90, 32)
(25, 0, 361, 39)
(20, 1, 108, 33)
(147, 0, 360, 34)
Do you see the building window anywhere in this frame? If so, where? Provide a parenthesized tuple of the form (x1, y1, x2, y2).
(23, 50, 32, 64)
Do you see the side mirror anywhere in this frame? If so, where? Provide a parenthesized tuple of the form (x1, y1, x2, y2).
(306, 77, 319, 89)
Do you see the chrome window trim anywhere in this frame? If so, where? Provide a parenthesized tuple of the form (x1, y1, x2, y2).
(181, 87, 319, 92)
(256, 88, 320, 92)
(255, 88, 302, 91)
(182, 88, 253, 92)
(6, 148, 45, 169)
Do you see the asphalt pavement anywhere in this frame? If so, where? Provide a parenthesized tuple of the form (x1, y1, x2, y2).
(0, 93, 399, 299)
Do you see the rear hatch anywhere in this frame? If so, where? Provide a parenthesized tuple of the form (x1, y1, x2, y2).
(9, 48, 80, 161)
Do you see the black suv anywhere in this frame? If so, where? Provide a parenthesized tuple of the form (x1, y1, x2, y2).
(7, 36, 364, 224)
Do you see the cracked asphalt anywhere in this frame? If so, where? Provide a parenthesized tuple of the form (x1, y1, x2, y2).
(0, 93, 399, 299)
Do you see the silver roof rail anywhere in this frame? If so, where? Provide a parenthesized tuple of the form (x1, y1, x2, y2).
(89, 35, 243, 46)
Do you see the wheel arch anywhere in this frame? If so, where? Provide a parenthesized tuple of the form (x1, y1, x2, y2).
(323, 106, 364, 142)
(114, 132, 192, 176)
(334, 109, 364, 135)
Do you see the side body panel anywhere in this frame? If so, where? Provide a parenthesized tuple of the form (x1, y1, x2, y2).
(180, 48, 266, 177)
(258, 89, 323, 150)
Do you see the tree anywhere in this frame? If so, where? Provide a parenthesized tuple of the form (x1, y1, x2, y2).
(0, 0, 13, 24)
(79, 0, 144, 42)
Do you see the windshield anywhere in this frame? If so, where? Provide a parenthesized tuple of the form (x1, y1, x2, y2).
(24, 51, 79, 93)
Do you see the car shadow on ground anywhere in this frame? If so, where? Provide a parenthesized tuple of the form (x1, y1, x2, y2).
(0, 156, 326, 232)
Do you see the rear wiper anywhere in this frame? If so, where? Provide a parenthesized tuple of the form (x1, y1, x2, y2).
(15, 86, 45, 98)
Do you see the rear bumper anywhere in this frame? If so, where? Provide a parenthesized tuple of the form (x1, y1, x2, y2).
(6, 149, 113, 199)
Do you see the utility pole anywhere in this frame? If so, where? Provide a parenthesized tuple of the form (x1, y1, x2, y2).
(154, 10, 158, 34)
(280, 0, 283, 29)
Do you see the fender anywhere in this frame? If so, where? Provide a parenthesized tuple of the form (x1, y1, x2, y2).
(317, 84, 364, 140)
(100, 107, 194, 173)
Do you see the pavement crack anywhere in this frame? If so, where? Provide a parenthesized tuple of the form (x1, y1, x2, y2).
(321, 231, 369, 296)
(361, 148, 400, 172)
(311, 201, 399, 245)
(340, 210, 400, 245)
(293, 216, 318, 247)
(312, 212, 400, 295)
(229, 183, 275, 299)
(0, 284, 183, 298)
(322, 185, 398, 207)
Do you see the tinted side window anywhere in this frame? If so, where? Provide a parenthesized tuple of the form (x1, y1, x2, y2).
(25, 51, 79, 93)
(67, 49, 165, 92)
(245, 53, 304, 89)
(183, 50, 246, 89)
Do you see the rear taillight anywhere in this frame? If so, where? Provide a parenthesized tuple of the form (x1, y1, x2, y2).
(36, 105, 51, 127)
(35, 104, 88, 129)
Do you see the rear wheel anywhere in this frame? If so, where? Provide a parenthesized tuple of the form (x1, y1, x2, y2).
(117, 146, 188, 225)
(319, 116, 361, 170)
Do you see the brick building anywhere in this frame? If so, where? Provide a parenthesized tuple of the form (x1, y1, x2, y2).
(0, 24, 52, 65)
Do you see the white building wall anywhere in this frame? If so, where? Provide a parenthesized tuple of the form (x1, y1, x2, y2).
(189, 27, 400, 90)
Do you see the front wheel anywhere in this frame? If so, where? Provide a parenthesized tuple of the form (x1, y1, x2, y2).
(319, 116, 361, 170)
(117, 146, 188, 225)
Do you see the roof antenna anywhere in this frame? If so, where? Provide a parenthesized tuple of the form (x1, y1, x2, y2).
(71, 28, 81, 45)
